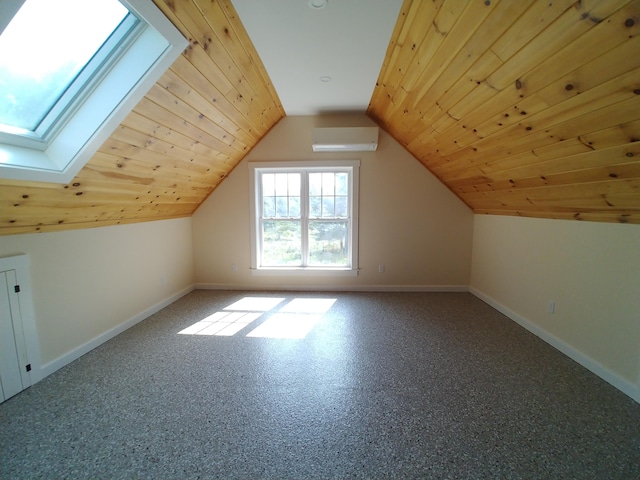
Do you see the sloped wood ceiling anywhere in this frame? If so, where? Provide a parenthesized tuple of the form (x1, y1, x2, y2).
(1, 0, 639, 235)
(369, 0, 640, 224)
(0, 0, 284, 235)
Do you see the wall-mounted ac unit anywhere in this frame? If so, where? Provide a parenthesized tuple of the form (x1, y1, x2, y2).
(312, 127, 379, 152)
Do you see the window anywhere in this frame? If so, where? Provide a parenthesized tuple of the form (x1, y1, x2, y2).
(249, 161, 360, 275)
(0, 0, 131, 142)
(0, 0, 187, 183)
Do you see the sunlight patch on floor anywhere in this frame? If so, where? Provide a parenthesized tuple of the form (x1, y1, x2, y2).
(224, 297, 286, 312)
(247, 298, 336, 339)
(246, 313, 322, 339)
(177, 311, 263, 336)
(178, 297, 336, 339)
(279, 298, 337, 314)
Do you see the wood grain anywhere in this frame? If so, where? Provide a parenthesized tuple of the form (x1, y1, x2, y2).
(369, 0, 640, 223)
(2, 0, 639, 234)
(0, 0, 284, 235)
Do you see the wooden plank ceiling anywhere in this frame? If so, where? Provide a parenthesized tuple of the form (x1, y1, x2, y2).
(368, 0, 640, 224)
(1, 0, 639, 235)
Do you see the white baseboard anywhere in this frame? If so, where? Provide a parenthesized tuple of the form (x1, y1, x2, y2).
(39, 285, 195, 381)
(195, 283, 469, 292)
(470, 287, 640, 404)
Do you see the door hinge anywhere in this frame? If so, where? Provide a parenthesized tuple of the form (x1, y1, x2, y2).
(14, 285, 20, 293)
(25, 364, 31, 372)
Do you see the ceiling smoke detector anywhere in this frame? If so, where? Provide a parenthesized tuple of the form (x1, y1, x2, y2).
(308, 0, 327, 9)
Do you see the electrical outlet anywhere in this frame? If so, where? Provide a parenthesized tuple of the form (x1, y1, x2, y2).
(231, 263, 238, 272)
(161, 274, 167, 286)
(547, 301, 555, 314)
(378, 264, 385, 273)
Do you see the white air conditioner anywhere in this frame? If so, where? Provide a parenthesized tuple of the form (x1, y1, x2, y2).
(312, 127, 379, 152)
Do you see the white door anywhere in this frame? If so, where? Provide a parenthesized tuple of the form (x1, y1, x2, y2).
(0, 269, 30, 403)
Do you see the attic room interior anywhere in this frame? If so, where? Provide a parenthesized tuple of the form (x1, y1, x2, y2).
(0, 0, 639, 477)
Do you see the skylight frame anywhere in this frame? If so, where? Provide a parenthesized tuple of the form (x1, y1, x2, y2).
(0, 0, 187, 184)
(0, 5, 140, 150)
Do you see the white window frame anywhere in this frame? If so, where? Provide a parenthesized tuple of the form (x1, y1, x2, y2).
(0, 0, 187, 184)
(249, 160, 360, 276)
(0, 6, 138, 149)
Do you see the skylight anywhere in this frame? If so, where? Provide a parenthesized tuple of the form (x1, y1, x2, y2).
(0, 0, 187, 183)
(0, 0, 130, 135)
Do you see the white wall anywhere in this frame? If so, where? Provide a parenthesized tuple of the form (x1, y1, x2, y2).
(192, 114, 474, 290)
(0, 217, 194, 378)
(470, 214, 640, 401)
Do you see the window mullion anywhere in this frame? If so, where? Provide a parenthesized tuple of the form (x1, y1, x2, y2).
(346, 169, 353, 268)
(301, 171, 309, 267)
(257, 171, 265, 268)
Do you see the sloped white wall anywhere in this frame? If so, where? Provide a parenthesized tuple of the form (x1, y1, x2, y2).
(192, 114, 474, 290)
(470, 214, 640, 401)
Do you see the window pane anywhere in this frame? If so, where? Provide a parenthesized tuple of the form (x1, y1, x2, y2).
(275, 173, 289, 196)
(322, 172, 335, 195)
(309, 221, 348, 266)
(309, 196, 322, 218)
(335, 173, 348, 195)
(309, 173, 321, 196)
(322, 197, 335, 217)
(288, 173, 300, 196)
(289, 196, 300, 217)
(0, 0, 128, 131)
(263, 196, 275, 217)
(262, 173, 275, 196)
(275, 197, 289, 217)
(335, 196, 348, 218)
(262, 220, 302, 266)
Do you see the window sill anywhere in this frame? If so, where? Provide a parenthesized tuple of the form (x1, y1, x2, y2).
(251, 267, 359, 277)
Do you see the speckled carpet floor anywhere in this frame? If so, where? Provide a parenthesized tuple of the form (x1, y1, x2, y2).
(1, 290, 639, 479)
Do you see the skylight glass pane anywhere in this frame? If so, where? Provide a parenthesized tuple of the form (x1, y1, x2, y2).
(0, 0, 128, 132)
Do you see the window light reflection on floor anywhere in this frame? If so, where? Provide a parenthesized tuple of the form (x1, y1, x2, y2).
(178, 297, 336, 339)
(279, 298, 337, 314)
(245, 313, 322, 339)
(178, 311, 263, 336)
(223, 297, 286, 312)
